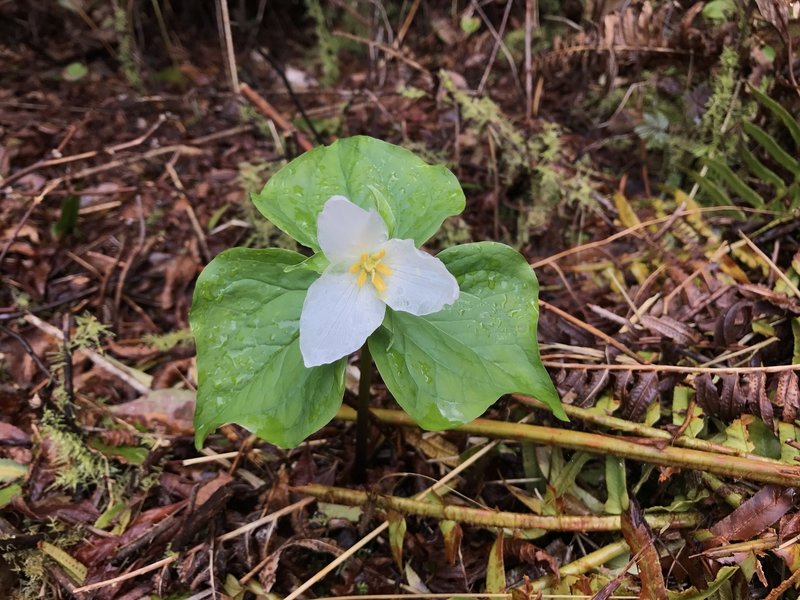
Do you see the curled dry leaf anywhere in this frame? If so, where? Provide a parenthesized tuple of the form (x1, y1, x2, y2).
(714, 300, 754, 346)
(775, 371, 800, 423)
(621, 498, 667, 600)
(744, 372, 773, 429)
(621, 371, 660, 422)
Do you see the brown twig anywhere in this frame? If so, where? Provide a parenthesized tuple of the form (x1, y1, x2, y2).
(539, 300, 643, 363)
(239, 82, 314, 152)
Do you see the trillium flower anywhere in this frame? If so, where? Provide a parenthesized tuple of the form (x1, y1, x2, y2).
(300, 195, 459, 367)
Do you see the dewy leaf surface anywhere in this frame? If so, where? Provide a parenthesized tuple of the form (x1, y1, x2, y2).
(252, 136, 465, 250)
(370, 242, 564, 429)
(191, 248, 345, 448)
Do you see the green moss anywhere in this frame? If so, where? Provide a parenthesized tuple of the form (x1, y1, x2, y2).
(143, 328, 193, 352)
(305, 0, 340, 86)
(40, 409, 110, 491)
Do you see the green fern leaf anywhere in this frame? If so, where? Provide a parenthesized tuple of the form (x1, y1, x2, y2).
(703, 157, 765, 207)
(743, 122, 800, 174)
(748, 83, 800, 149)
(740, 144, 785, 189)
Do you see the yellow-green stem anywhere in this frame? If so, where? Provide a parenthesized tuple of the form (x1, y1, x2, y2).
(515, 395, 783, 463)
(528, 539, 631, 592)
(294, 483, 703, 531)
(353, 344, 373, 484)
(335, 406, 800, 487)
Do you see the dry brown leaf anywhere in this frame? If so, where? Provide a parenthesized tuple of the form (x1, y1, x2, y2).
(621, 498, 667, 600)
(110, 388, 195, 435)
(640, 314, 698, 345)
(775, 371, 800, 423)
(710, 485, 798, 543)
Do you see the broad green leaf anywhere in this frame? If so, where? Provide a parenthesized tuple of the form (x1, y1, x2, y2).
(370, 242, 565, 430)
(191, 248, 346, 448)
(253, 136, 465, 250)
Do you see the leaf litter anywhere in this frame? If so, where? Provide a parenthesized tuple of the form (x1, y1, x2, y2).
(1, 1, 800, 598)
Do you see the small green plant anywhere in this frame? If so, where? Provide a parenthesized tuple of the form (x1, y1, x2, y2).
(113, 5, 142, 89)
(191, 136, 565, 449)
(305, 0, 340, 85)
(40, 409, 108, 490)
(692, 83, 800, 210)
(143, 328, 193, 351)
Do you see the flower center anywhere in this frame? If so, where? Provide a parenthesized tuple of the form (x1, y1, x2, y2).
(349, 249, 392, 293)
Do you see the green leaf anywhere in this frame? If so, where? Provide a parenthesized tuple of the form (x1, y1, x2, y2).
(667, 566, 737, 600)
(0, 484, 22, 509)
(191, 248, 346, 448)
(460, 15, 481, 34)
(748, 82, 800, 148)
(739, 144, 785, 189)
(703, 157, 764, 207)
(687, 169, 731, 206)
(604, 456, 629, 515)
(0, 459, 27, 483)
(253, 136, 465, 251)
(486, 530, 506, 593)
(743, 122, 800, 174)
(62, 62, 88, 82)
(388, 511, 407, 569)
(702, 0, 735, 21)
(370, 242, 565, 430)
(52, 195, 80, 239)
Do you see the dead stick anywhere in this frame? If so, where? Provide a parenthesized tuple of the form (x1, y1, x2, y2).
(239, 82, 314, 152)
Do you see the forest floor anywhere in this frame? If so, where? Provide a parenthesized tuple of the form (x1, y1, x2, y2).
(2, 2, 800, 599)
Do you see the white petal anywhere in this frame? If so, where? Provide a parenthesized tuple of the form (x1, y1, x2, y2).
(299, 270, 386, 367)
(380, 239, 459, 316)
(317, 195, 388, 262)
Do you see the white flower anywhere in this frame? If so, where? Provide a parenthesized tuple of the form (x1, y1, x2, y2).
(299, 195, 459, 367)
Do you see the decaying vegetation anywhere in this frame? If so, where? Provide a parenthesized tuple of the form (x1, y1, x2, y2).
(1, 0, 800, 598)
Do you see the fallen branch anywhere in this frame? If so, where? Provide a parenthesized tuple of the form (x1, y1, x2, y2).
(335, 406, 800, 487)
(293, 483, 702, 532)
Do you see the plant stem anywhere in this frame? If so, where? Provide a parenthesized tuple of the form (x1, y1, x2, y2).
(515, 394, 783, 463)
(528, 540, 630, 592)
(293, 483, 703, 532)
(353, 344, 373, 484)
(335, 406, 800, 487)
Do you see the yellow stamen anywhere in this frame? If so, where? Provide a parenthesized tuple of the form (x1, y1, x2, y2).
(349, 248, 391, 293)
(372, 272, 386, 293)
